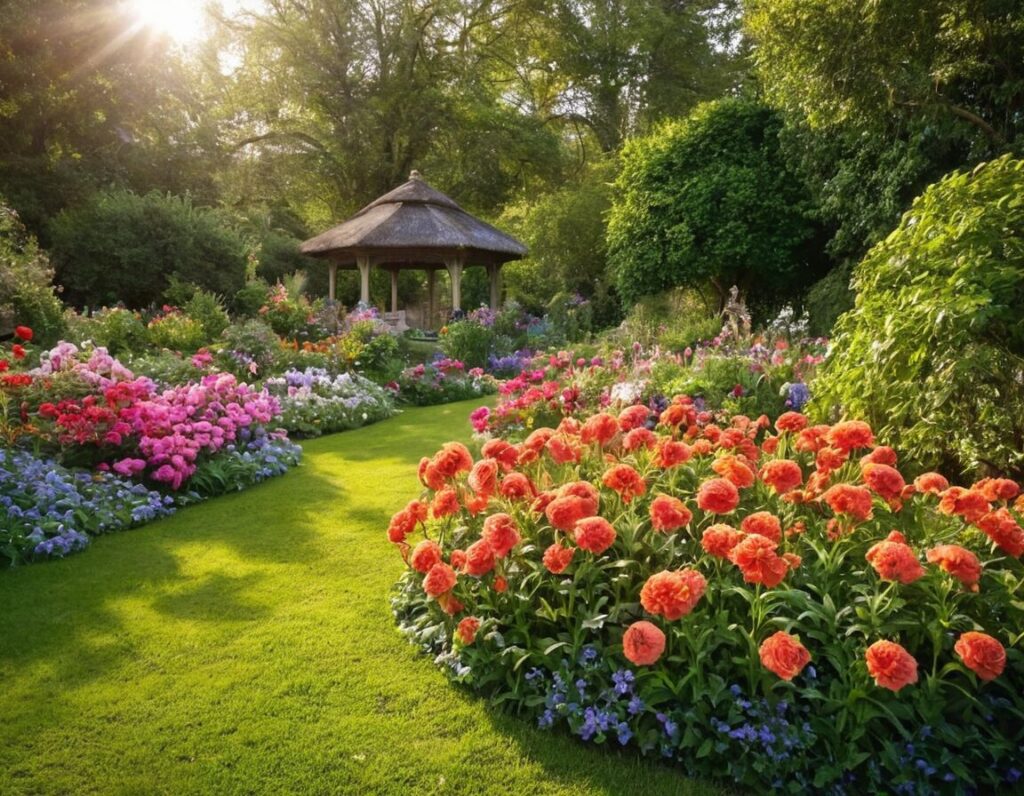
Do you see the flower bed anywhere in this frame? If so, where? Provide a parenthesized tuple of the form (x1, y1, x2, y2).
(264, 368, 395, 437)
(390, 401, 1024, 792)
(396, 356, 497, 406)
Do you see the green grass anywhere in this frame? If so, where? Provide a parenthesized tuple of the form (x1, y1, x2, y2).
(0, 400, 724, 796)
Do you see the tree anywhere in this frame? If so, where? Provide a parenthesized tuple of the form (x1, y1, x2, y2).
(606, 98, 819, 312)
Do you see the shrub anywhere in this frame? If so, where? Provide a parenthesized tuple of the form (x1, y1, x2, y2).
(218, 319, 280, 379)
(0, 202, 65, 345)
(146, 309, 208, 352)
(804, 263, 854, 338)
(441, 317, 496, 369)
(50, 190, 247, 309)
(67, 307, 149, 356)
(811, 155, 1024, 479)
(184, 289, 230, 340)
(614, 288, 721, 352)
(233, 279, 271, 318)
(264, 368, 395, 437)
(397, 357, 496, 407)
(390, 404, 1024, 792)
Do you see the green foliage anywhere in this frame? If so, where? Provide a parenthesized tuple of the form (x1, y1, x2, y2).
(67, 308, 149, 356)
(50, 191, 247, 309)
(232, 279, 271, 318)
(0, 203, 65, 344)
(812, 155, 1024, 478)
(217, 319, 280, 379)
(146, 311, 208, 353)
(607, 99, 818, 312)
(440, 320, 496, 370)
(804, 263, 854, 338)
(183, 290, 230, 341)
(614, 288, 721, 352)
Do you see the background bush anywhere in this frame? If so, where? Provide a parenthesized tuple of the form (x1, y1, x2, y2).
(0, 202, 65, 344)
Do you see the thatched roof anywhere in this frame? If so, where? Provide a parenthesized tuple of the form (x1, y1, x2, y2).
(300, 171, 527, 266)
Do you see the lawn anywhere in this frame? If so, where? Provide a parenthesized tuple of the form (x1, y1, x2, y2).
(0, 399, 720, 796)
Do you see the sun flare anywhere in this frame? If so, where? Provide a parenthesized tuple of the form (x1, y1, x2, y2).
(127, 0, 207, 44)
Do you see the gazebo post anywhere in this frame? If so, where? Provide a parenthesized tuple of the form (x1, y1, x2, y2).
(328, 263, 338, 302)
(389, 269, 399, 314)
(445, 256, 464, 312)
(487, 263, 501, 310)
(427, 268, 437, 329)
(357, 255, 371, 305)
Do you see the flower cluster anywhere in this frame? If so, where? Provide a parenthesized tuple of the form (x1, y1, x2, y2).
(264, 368, 395, 437)
(396, 355, 496, 407)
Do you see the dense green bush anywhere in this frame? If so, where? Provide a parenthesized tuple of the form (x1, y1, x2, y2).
(146, 310, 207, 353)
(184, 289, 230, 341)
(804, 262, 854, 337)
(0, 202, 65, 344)
(812, 155, 1024, 478)
(218, 319, 281, 378)
(50, 191, 247, 309)
(614, 288, 721, 351)
(233, 279, 271, 317)
(67, 307, 149, 355)
(607, 99, 818, 314)
(440, 318, 496, 369)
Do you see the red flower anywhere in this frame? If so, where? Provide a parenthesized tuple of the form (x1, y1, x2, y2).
(493, 575, 508, 592)
(406, 500, 428, 523)
(954, 631, 1006, 681)
(423, 562, 457, 597)
(866, 531, 925, 584)
(926, 544, 982, 590)
(468, 458, 500, 496)
(387, 509, 416, 543)
(457, 617, 481, 644)
(574, 516, 617, 555)
(14, 325, 32, 341)
(862, 463, 906, 501)
(410, 539, 443, 573)
(546, 434, 582, 464)
(728, 534, 788, 587)
(450, 549, 467, 570)
(435, 442, 474, 479)
(431, 486, 461, 518)
(482, 513, 521, 558)
(973, 477, 1020, 503)
(481, 438, 519, 470)
(499, 472, 535, 501)
(649, 495, 692, 533)
(740, 511, 782, 544)
(618, 404, 650, 431)
(696, 478, 740, 515)
(558, 481, 600, 515)
(602, 464, 646, 503)
(546, 495, 591, 532)
(913, 472, 949, 495)
(11, 344, 25, 360)
(464, 538, 497, 576)
(437, 592, 464, 615)
(711, 455, 756, 488)
(655, 439, 691, 468)
(795, 424, 831, 453)
(826, 420, 875, 452)
(760, 459, 803, 494)
(822, 483, 874, 522)
(580, 412, 620, 446)
(542, 542, 575, 574)
(701, 524, 744, 559)
(865, 640, 918, 692)
(975, 509, 1024, 557)
(640, 569, 706, 619)
(622, 620, 666, 666)
(937, 487, 990, 523)
(623, 427, 658, 451)
(775, 411, 808, 433)
(759, 631, 811, 681)
(0, 360, 7, 373)
(861, 446, 898, 467)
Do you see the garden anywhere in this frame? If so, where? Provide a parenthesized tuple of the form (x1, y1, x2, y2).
(2, 1, 1024, 795)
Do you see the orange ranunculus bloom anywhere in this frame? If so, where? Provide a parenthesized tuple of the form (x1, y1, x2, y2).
(531, 490, 557, 515)
(954, 631, 1006, 681)
(938, 487, 990, 523)
(794, 424, 831, 453)
(482, 513, 521, 558)
(468, 458, 500, 496)
(406, 500, 429, 523)
(523, 427, 556, 454)
(546, 495, 591, 531)
(975, 509, 1024, 557)
(973, 477, 1021, 503)
(387, 508, 417, 543)
(499, 472, 536, 501)
(640, 569, 706, 620)
(464, 492, 490, 515)
(493, 575, 508, 592)
(760, 459, 803, 494)
(712, 455, 756, 489)
(456, 616, 481, 644)
(542, 542, 575, 574)
(419, 456, 445, 490)
(913, 472, 950, 495)
(546, 434, 582, 464)
(761, 435, 779, 455)
(822, 483, 874, 522)
(775, 411, 808, 433)
(927, 544, 982, 589)
(782, 552, 802, 571)
(580, 412, 620, 446)
(701, 524, 745, 559)
(860, 446, 898, 467)
(696, 478, 740, 515)
(622, 620, 666, 666)
(865, 640, 918, 692)
(862, 463, 906, 501)
(574, 516, 617, 555)
(410, 539, 443, 573)
(558, 481, 600, 515)
(728, 534, 788, 587)
(423, 562, 457, 597)
(691, 438, 714, 456)
(436, 442, 474, 478)
(482, 438, 520, 470)
(660, 402, 694, 428)
(759, 631, 811, 681)
(602, 464, 647, 503)
(740, 511, 782, 544)
(437, 591, 464, 615)
(655, 439, 692, 468)
(826, 420, 875, 452)
(815, 446, 848, 473)
(649, 495, 692, 533)
(623, 427, 658, 452)
(450, 549, 467, 571)
(866, 531, 925, 584)
(464, 538, 497, 576)
(618, 404, 650, 431)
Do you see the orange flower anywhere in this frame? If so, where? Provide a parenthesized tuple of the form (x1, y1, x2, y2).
(499, 472, 535, 501)
(759, 631, 811, 681)
(482, 513, 521, 558)
(450, 549, 467, 570)
(795, 424, 831, 453)
(546, 434, 582, 464)
(410, 539, 443, 573)
(482, 438, 519, 470)
(437, 591, 464, 615)
(655, 439, 692, 468)
(493, 575, 508, 592)
(862, 463, 906, 501)
(975, 509, 1024, 557)
(423, 562, 457, 597)
(913, 472, 950, 495)
(775, 411, 808, 433)
(954, 631, 1006, 681)
(927, 544, 982, 589)
(468, 458, 500, 496)
(419, 457, 445, 490)
(691, 438, 714, 456)
(815, 446, 848, 473)
(937, 487, 990, 523)
(387, 509, 416, 543)
(711, 455, 756, 489)
(761, 435, 779, 455)
(701, 524, 744, 559)
(574, 516, 617, 555)
(822, 483, 874, 522)
(464, 539, 497, 576)
(456, 616, 481, 644)
(640, 569, 706, 620)
(546, 495, 592, 532)
(558, 481, 600, 515)
(696, 478, 740, 514)
(759, 459, 803, 494)
(618, 404, 650, 431)
(728, 534, 788, 587)
(860, 446, 898, 467)
(557, 417, 581, 436)
(523, 427, 556, 454)
(660, 402, 694, 428)
(602, 464, 646, 503)
(866, 531, 925, 584)
(623, 427, 658, 451)
(826, 420, 875, 452)
(434, 442, 474, 480)
(542, 542, 575, 574)
(740, 511, 782, 544)
(580, 412, 620, 446)
(406, 500, 428, 523)
(782, 552, 802, 571)
(649, 495, 692, 533)
(865, 640, 918, 692)
(622, 620, 666, 666)
(973, 477, 1020, 503)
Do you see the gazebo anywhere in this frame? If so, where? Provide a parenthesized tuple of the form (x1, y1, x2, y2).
(300, 171, 527, 328)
